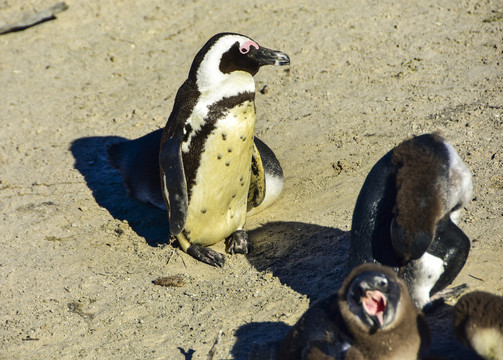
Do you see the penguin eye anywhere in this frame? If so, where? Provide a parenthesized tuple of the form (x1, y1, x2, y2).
(239, 40, 259, 55)
(379, 278, 388, 288)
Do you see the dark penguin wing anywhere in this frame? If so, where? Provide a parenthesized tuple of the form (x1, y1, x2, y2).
(159, 133, 188, 235)
(107, 129, 165, 209)
(247, 137, 284, 216)
(349, 150, 402, 268)
(247, 140, 266, 211)
(428, 218, 470, 295)
(254, 136, 284, 179)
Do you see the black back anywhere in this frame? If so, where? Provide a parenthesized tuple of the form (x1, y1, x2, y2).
(349, 150, 402, 268)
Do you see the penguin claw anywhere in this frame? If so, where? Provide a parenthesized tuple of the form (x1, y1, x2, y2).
(225, 230, 252, 255)
(187, 244, 225, 267)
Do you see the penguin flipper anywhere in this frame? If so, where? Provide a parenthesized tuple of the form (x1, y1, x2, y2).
(160, 134, 188, 235)
(247, 137, 284, 215)
(428, 218, 470, 295)
(247, 141, 266, 211)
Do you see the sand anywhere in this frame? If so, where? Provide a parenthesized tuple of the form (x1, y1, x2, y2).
(1, 0, 502, 359)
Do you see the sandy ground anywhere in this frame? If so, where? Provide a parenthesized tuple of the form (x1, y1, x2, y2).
(1, 0, 502, 359)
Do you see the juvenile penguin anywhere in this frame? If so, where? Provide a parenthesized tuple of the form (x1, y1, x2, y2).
(158, 33, 289, 267)
(274, 263, 430, 360)
(452, 291, 503, 360)
(108, 129, 284, 213)
(349, 133, 472, 309)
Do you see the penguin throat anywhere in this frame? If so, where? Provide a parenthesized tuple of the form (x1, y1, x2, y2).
(362, 290, 386, 326)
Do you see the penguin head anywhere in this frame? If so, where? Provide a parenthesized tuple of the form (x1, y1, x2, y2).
(342, 265, 402, 332)
(188, 33, 290, 92)
(390, 217, 434, 263)
(390, 133, 452, 263)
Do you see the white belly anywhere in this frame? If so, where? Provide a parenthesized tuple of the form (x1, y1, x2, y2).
(405, 252, 444, 308)
(183, 101, 255, 246)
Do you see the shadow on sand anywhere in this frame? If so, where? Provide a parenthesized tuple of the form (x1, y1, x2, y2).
(247, 221, 349, 302)
(70, 136, 171, 246)
(69, 141, 477, 360)
(232, 221, 350, 359)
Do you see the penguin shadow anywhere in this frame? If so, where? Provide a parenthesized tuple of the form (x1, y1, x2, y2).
(247, 221, 350, 300)
(232, 321, 290, 360)
(70, 136, 170, 246)
(231, 221, 349, 359)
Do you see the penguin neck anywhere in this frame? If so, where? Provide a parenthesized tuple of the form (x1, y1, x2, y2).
(197, 70, 255, 97)
(183, 72, 256, 152)
(192, 71, 255, 124)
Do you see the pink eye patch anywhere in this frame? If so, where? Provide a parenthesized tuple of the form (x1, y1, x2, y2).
(240, 40, 259, 54)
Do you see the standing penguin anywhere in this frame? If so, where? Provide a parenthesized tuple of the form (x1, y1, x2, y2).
(274, 263, 430, 360)
(158, 33, 289, 267)
(349, 133, 473, 309)
(452, 291, 503, 360)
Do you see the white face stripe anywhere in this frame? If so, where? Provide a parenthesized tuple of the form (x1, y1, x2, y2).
(196, 34, 257, 92)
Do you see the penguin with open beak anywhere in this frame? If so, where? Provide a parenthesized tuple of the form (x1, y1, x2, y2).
(273, 263, 430, 360)
(349, 133, 473, 309)
(117, 33, 289, 267)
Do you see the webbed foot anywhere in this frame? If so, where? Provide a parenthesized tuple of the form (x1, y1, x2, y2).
(225, 230, 252, 254)
(187, 244, 225, 267)
(424, 283, 468, 313)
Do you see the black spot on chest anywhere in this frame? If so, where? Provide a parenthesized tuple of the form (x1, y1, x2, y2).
(183, 92, 255, 199)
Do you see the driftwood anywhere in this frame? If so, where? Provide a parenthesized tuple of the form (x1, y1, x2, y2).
(0, 2, 68, 35)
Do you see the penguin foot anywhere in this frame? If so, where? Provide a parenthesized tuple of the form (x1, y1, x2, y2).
(430, 283, 468, 303)
(225, 230, 252, 255)
(423, 284, 468, 313)
(187, 244, 225, 267)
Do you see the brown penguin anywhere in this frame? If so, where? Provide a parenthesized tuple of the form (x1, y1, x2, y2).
(275, 263, 430, 360)
(452, 291, 503, 360)
(350, 133, 473, 309)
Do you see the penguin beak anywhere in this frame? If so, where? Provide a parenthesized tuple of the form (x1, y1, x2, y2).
(253, 46, 290, 67)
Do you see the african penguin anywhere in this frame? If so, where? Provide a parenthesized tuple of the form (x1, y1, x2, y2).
(452, 291, 503, 360)
(273, 263, 430, 360)
(349, 133, 473, 309)
(107, 129, 284, 213)
(158, 33, 289, 267)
